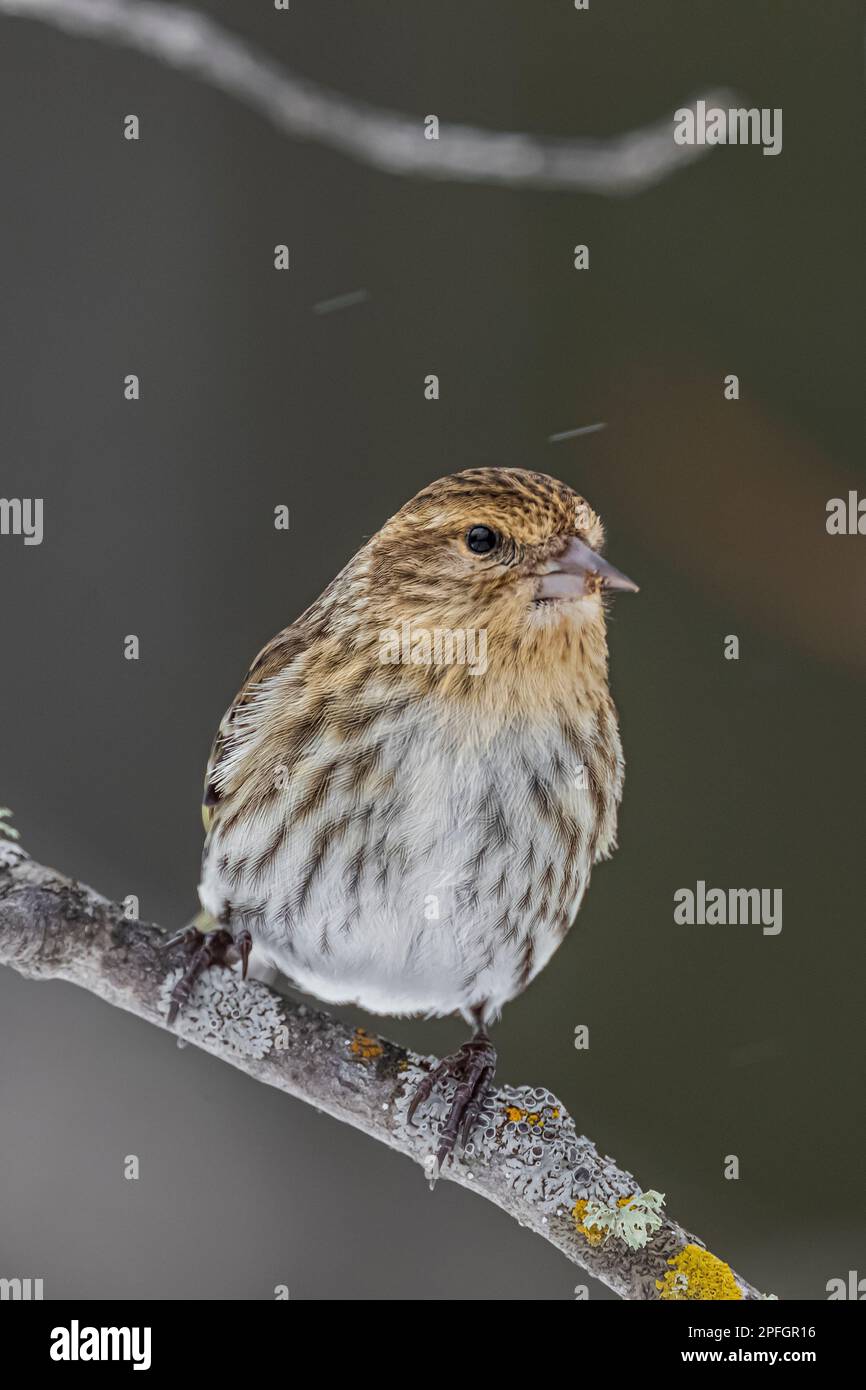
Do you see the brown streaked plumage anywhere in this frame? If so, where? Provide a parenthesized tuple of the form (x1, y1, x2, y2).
(177, 468, 638, 1174)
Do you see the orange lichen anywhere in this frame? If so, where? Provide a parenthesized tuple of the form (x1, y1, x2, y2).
(657, 1244, 743, 1301)
(349, 1027, 384, 1061)
(504, 1105, 546, 1126)
(572, 1199, 607, 1246)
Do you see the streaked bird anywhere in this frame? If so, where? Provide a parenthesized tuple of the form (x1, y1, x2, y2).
(171, 468, 638, 1174)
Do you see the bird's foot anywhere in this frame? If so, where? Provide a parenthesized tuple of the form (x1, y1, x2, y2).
(163, 917, 252, 1025)
(407, 1031, 497, 1182)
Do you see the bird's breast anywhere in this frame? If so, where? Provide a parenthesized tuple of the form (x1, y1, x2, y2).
(199, 696, 621, 1020)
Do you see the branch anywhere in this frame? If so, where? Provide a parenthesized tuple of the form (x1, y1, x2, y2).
(0, 839, 765, 1300)
(0, 0, 737, 194)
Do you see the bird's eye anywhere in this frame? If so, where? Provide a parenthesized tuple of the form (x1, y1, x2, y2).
(466, 525, 499, 555)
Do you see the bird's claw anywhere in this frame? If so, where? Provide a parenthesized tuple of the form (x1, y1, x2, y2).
(160, 925, 198, 952)
(408, 1033, 497, 1178)
(236, 927, 252, 981)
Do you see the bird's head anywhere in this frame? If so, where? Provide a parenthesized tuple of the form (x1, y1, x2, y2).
(346, 468, 638, 711)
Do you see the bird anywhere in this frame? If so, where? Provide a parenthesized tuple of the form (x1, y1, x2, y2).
(169, 467, 638, 1174)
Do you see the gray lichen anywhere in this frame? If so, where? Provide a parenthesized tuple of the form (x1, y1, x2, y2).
(581, 1189, 666, 1249)
(159, 969, 284, 1061)
(391, 1067, 635, 1213)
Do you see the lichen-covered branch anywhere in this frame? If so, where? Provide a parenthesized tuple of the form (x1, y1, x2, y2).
(0, 839, 764, 1299)
(0, 0, 736, 194)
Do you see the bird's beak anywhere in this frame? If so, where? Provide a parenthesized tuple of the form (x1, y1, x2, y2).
(536, 536, 639, 601)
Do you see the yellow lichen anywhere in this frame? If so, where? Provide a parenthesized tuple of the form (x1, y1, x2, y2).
(504, 1105, 546, 1126)
(657, 1244, 743, 1300)
(572, 1199, 607, 1246)
(349, 1027, 384, 1061)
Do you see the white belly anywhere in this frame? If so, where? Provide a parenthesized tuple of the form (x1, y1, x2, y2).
(199, 703, 609, 1024)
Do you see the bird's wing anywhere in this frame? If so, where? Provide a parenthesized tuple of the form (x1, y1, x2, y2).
(202, 625, 308, 831)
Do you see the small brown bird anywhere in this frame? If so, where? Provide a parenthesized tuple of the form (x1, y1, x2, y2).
(172, 468, 637, 1173)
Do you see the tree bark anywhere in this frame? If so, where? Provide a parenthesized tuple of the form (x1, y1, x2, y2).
(0, 840, 764, 1301)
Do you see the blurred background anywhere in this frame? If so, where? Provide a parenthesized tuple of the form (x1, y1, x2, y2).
(0, 0, 863, 1300)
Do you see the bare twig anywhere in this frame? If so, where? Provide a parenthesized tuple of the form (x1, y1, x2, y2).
(0, 0, 736, 193)
(0, 840, 764, 1300)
